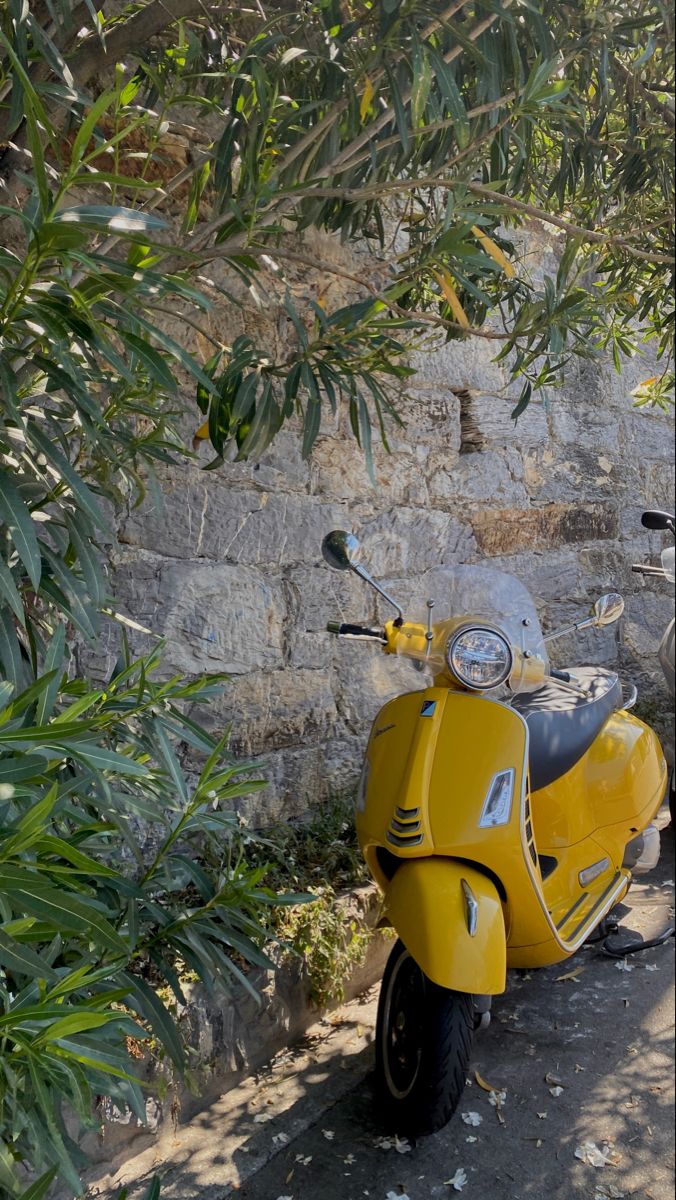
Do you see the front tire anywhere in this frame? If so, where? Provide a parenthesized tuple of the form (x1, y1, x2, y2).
(375, 938, 474, 1137)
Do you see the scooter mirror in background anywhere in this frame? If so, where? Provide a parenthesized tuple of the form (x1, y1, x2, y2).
(593, 593, 625, 626)
(641, 509, 675, 533)
(322, 530, 362, 571)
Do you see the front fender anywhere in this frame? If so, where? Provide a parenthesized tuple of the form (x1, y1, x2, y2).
(383, 858, 506, 994)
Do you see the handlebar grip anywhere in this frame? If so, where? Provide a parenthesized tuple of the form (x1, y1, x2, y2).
(632, 564, 666, 576)
(326, 621, 385, 641)
(550, 668, 571, 683)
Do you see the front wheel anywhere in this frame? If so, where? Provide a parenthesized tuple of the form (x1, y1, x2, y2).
(375, 938, 474, 1137)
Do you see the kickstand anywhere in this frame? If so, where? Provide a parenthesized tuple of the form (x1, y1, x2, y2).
(600, 924, 675, 958)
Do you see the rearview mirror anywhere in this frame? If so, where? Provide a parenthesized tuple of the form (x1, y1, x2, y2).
(321, 530, 362, 572)
(321, 529, 404, 621)
(641, 509, 675, 532)
(593, 593, 624, 626)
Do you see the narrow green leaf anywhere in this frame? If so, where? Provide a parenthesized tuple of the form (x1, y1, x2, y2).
(122, 972, 185, 1070)
(28, 1059, 82, 1194)
(0, 931, 59, 982)
(0, 555, 25, 625)
(153, 720, 188, 802)
(0, 470, 42, 589)
(40, 545, 97, 639)
(0, 754, 46, 783)
(65, 517, 105, 609)
(18, 1166, 59, 1200)
(385, 67, 410, 156)
(0, 609, 29, 693)
(28, 422, 106, 530)
(64, 742, 148, 777)
(51, 204, 167, 235)
(39, 1010, 127, 1043)
(121, 332, 179, 393)
(0, 866, 127, 954)
(69, 89, 116, 166)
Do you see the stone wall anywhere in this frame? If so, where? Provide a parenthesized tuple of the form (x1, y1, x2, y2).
(103, 232, 675, 823)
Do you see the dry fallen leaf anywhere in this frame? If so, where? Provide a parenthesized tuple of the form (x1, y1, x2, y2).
(322, 1129, 335, 1140)
(615, 959, 635, 973)
(373, 1135, 411, 1154)
(475, 1070, 501, 1092)
(544, 1072, 564, 1087)
(461, 1111, 483, 1126)
(488, 1089, 507, 1125)
(253, 1112, 273, 1124)
(444, 1167, 468, 1191)
(555, 966, 585, 982)
(272, 1132, 289, 1147)
(465, 1135, 478, 1143)
(549, 1086, 564, 1098)
(575, 1140, 620, 1168)
(394, 1136, 412, 1154)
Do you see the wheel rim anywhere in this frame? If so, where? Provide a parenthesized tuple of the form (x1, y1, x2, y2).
(381, 949, 426, 1101)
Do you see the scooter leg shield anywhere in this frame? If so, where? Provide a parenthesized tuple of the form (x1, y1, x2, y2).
(383, 858, 506, 995)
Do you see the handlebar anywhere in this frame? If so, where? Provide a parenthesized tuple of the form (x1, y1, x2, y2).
(326, 621, 386, 643)
(632, 564, 667, 577)
(550, 668, 571, 683)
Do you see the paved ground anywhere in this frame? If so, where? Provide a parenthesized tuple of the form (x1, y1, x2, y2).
(92, 815, 674, 1200)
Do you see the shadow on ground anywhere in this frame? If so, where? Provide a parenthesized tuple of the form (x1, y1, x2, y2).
(92, 821, 675, 1200)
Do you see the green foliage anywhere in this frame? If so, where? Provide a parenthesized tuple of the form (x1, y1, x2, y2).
(1, 1, 673, 481)
(247, 794, 369, 894)
(0, 25, 281, 1197)
(0, 643, 284, 1195)
(246, 797, 372, 1009)
(275, 886, 373, 1009)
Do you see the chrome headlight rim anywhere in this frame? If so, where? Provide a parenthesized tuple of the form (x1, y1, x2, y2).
(446, 623, 513, 692)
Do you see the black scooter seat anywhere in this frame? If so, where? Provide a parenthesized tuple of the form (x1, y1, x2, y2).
(511, 666, 623, 792)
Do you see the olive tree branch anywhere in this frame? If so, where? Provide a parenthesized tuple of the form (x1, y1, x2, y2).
(188, 2, 514, 253)
(258, 177, 673, 265)
(193, 242, 510, 341)
(270, 0, 476, 182)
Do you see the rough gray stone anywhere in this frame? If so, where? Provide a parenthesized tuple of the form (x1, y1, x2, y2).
(429, 448, 530, 509)
(160, 561, 288, 675)
(104, 228, 674, 812)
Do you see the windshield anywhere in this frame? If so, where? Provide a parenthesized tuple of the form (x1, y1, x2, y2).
(662, 545, 675, 584)
(395, 564, 548, 693)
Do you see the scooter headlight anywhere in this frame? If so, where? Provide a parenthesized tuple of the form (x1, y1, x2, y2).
(447, 626, 513, 691)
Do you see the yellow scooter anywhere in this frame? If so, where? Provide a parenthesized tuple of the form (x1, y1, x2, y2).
(322, 531, 668, 1136)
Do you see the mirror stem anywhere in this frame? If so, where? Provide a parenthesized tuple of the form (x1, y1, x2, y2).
(543, 616, 596, 643)
(351, 564, 404, 623)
